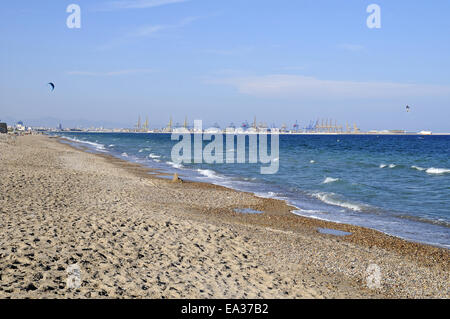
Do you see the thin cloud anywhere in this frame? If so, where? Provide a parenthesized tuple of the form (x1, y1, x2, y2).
(209, 74, 450, 99)
(97, 0, 189, 11)
(130, 25, 168, 37)
(67, 69, 155, 76)
(129, 16, 199, 37)
(97, 16, 199, 50)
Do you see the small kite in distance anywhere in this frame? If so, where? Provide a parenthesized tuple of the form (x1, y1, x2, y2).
(48, 82, 55, 91)
(406, 105, 410, 112)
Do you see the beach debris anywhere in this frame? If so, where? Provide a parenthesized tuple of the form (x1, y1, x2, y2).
(172, 173, 183, 183)
(48, 82, 55, 92)
(366, 264, 382, 289)
(66, 264, 81, 289)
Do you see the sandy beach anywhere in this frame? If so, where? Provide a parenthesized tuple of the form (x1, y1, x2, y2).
(0, 135, 448, 298)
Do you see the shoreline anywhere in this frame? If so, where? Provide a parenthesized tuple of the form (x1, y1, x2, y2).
(59, 135, 449, 251)
(0, 135, 448, 298)
(57, 136, 449, 269)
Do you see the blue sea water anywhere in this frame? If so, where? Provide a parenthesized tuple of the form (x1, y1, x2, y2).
(53, 132, 450, 248)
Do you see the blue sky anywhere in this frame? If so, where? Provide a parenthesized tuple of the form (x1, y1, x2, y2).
(1, 0, 449, 131)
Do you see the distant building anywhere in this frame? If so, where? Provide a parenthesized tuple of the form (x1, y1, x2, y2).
(58, 123, 63, 131)
(388, 130, 405, 134)
(15, 121, 26, 131)
(0, 122, 7, 134)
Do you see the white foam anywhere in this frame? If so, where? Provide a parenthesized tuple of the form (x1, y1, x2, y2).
(121, 152, 128, 157)
(310, 160, 315, 163)
(255, 191, 279, 199)
(148, 153, 161, 159)
(293, 208, 324, 214)
(139, 147, 152, 153)
(166, 161, 183, 169)
(426, 167, 450, 174)
(62, 136, 106, 152)
(292, 210, 332, 222)
(312, 192, 362, 212)
(82, 141, 105, 150)
(411, 165, 426, 171)
(380, 163, 396, 168)
(322, 177, 339, 184)
(197, 169, 223, 179)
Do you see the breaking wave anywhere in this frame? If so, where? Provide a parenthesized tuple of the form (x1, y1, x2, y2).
(426, 167, 450, 175)
(166, 161, 184, 169)
(380, 163, 396, 169)
(61, 136, 106, 152)
(322, 177, 340, 184)
(312, 192, 363, 212)
(197, 169, 222, 179)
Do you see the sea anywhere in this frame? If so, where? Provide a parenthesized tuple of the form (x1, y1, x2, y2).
(52, 132, 450, 249)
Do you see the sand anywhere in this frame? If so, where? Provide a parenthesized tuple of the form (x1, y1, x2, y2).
(0, 135, 448, 298)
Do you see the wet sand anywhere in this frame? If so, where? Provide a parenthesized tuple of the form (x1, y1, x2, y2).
(0, 135, 448, 298)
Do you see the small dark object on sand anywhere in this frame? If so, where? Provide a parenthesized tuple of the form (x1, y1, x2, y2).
(172, 173, 183, 183)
